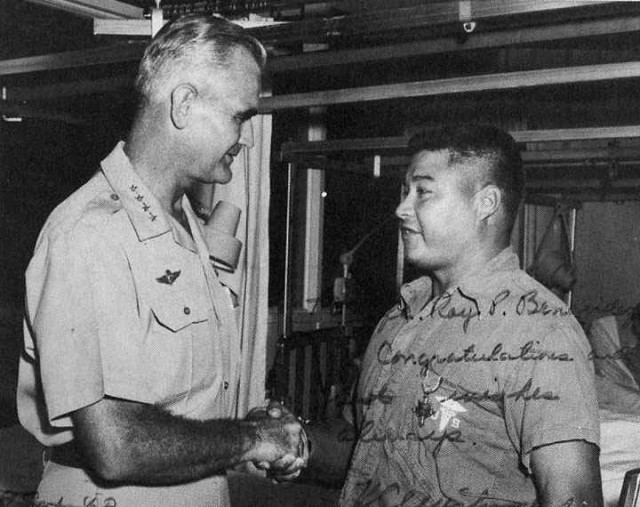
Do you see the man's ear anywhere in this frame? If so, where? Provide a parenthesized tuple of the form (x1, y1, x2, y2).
(475, 184, 502, 221)
(170, 83, 197, 129)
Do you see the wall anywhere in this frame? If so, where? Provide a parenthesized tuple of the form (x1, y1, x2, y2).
(573, 201, 640, 327)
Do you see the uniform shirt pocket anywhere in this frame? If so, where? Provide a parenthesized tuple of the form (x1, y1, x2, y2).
(143, 291, 209, 409)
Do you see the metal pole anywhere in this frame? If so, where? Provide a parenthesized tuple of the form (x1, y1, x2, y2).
(282, 162, 295, 338)
(567, 207, 578, 308)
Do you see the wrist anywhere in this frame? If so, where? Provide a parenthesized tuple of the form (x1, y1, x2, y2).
(242, 419, 271, 463)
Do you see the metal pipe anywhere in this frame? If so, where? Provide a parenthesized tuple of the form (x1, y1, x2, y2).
(282, 162, 295, 338)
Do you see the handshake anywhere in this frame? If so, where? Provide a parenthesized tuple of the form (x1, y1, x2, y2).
(244, 400, 310, 482)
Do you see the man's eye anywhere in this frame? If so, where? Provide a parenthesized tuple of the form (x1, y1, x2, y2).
(416, 186, 431, 196)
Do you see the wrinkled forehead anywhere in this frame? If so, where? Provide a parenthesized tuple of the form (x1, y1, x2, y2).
(198, 47, 261, 99)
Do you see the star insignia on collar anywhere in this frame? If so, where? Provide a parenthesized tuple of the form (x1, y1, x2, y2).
(156, 269, 181, 285)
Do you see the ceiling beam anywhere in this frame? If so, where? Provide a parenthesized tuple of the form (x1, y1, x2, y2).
(254, 0, 619, 47)
(24, 0, 143, 19)
(260, 61, 640, 111)
(270, 15, 640, 73)
(0, 43, 146, 77)
(1, 9, 636, 76)
(0, 103, 89, 126)
(281, 125, 640, 159)
(6, 60, 640, 112)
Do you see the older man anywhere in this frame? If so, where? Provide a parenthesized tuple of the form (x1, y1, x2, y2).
(18, 14, 304, 506)
(339, 125, 602, 506)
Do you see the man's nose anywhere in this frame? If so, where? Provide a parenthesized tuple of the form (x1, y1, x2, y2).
(395, 194, 412, 220)
(239, 119, 254, 148)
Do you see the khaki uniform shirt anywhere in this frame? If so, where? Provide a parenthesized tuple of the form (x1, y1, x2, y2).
(18, 142, 240, 506)
(340, 248, 599, 506)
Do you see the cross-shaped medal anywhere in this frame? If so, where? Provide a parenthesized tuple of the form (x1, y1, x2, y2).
(414, 394, 435, 427)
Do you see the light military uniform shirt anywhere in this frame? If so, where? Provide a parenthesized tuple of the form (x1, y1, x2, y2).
(18, 142, 240, 506)
(340, 248, 600, 507)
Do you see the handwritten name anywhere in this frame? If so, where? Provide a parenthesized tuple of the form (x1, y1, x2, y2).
(421, 289, 571, 333)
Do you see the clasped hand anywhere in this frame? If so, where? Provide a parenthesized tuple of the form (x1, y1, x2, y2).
(246, 400, 309, 481)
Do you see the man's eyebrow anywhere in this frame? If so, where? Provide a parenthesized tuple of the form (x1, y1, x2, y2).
(410, 174, 434, 182)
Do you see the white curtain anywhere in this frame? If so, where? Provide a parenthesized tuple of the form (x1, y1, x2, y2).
(195, 113, 272, 417)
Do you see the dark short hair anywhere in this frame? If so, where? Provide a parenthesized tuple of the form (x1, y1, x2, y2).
(135, 14, 266, 103)
(407, 124, 524, 235)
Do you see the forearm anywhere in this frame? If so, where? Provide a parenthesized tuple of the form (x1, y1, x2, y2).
(531, 441, 603, 507)
(72, 398, 286, 485)
(114, 410, 259, 484)
(302, 419, 355, 486)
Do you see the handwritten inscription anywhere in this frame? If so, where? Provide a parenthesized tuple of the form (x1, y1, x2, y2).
(358, 378, 559, 408)
(588, 345, 637, 361)
(33, 494, 117, 507)
(351, 479, 533, 507)
(377, 340, 574, 369)
(416, 289, 571, 333)
(430, 288, 480, 333)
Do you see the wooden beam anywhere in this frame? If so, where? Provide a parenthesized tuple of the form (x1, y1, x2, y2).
(270, 15, 640, 72)
(523, 148, 640, 163)
(281, 126, 640, 160)
(526, 193, 640, 204)
(93, 19, 153, 37)
(1, 8, 634, 76)
(515, 126, 640, 143)
(281, 136, 408, 156)
(261, 61, 640, 111)
(24, 0, 143, 19)
(256, 0, 618, 48)
(0, 43, 146, 77)
(4, 76, 132, 102)
(0, 103, 89, 126)
(7, 61, 640, 113)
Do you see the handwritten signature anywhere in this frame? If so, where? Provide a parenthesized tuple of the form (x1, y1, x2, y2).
(33, 495, 117, 507)
(351, 479, 533, 507)
(421, 289, 571, 333)
(352, 479, 584, 507)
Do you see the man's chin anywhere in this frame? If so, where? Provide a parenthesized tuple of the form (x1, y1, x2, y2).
(210, 163, 233, 184)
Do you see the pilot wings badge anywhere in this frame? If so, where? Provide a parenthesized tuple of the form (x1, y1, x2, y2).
(156, 269, 181, 285)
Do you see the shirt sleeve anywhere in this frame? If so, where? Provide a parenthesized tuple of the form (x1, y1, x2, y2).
(26, 218, 146, 426)
(502, 318, 600, 471)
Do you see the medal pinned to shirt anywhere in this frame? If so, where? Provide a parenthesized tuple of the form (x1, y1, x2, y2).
(414, 369, 442, 427)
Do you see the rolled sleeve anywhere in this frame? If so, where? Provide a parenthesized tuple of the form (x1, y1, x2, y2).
(503, 321, 600, 471)
(26, 218, 147, 425)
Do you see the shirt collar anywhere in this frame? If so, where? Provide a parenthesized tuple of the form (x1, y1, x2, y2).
(398, 247, 519, 318)
(101, 141, 172, 242)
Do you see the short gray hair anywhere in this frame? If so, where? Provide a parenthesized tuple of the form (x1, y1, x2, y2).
(135, 14, 266, 103)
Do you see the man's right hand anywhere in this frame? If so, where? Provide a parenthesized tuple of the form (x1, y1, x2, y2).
(245, 400, 308, 480)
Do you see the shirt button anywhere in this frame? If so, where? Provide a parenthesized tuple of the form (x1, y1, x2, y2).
(223, 381, 229, 390)
(183, 306, 191, 315)
(110, 193, 119, 201)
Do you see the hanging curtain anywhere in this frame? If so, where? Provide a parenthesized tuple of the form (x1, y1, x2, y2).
(194, 112, 272, 417)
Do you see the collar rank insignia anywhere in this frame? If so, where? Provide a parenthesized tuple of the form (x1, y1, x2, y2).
(157, 269, 181, 285)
